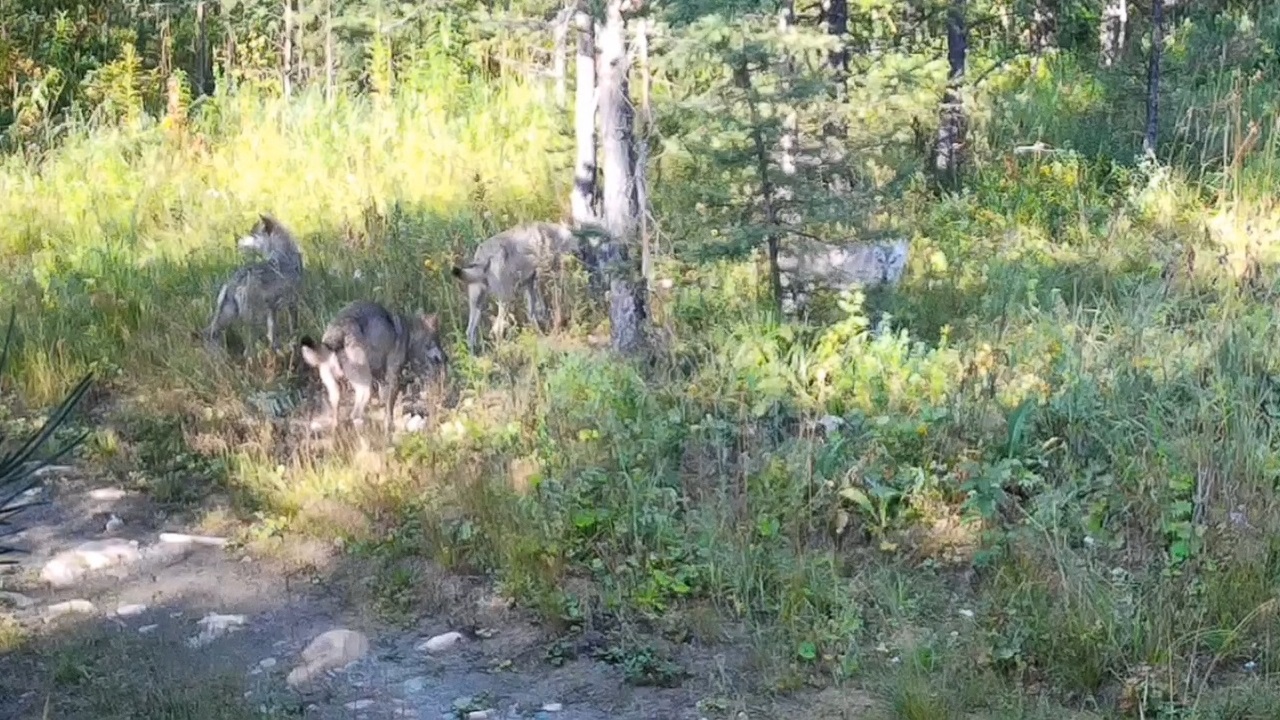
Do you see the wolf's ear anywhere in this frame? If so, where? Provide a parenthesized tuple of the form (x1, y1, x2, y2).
(259, 213, 277, 232)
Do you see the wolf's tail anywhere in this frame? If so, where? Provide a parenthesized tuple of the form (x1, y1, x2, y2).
(451, 263, 487, 284)
(299, 336, 337, 368)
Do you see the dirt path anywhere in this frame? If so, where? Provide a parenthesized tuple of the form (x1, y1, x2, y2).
(0, 468, 726, 720)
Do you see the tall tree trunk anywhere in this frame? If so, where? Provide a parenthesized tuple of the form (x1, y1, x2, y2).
(1099, 0, 1127, 68)
(283, 0, 294, 100)
(735, 62, 784, 317)
(1143, 0, 1164, 157)
(1029, 0, 1057, 59)
(821, 0, 852, 194)
(634, 17, 653, 283)
(823, 0, 849, 72)
(553, 6, 571, 109)
(934, 0, 968, 189)
(571, 4, 598, 225)
(597, 0, 646, 354)
(195, 1, 211, 95)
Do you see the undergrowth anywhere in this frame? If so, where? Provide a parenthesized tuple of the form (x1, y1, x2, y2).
(7, 17, 1280, 719)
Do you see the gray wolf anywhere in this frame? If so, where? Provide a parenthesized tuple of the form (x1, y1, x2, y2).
(299, 300, 447, 434)
(203, 214, 305, 353)
(776, 236, 909, 317)
(450, 221, 608, 356)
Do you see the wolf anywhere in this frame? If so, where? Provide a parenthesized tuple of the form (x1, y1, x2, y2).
(299, 300, 448, 434)
(450, 220, 607, 356)
(203, 214, 305, 354)
(776, 236, 910, 318)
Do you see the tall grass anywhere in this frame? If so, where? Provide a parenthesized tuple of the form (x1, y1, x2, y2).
(8, 20, 1280, 715)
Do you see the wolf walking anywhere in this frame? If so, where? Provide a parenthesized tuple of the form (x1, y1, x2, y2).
(776, 236, 910, 318)
(451, 221, 607, 356)
(299, 301, 447, 434)
(204, 214, 305, 354)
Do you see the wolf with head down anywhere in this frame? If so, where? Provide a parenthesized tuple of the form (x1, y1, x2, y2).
(776, 236, 910, 318)
(451, 220, 609, 356)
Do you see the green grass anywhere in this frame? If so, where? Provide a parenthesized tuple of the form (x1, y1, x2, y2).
(9, 15, 1280, 718)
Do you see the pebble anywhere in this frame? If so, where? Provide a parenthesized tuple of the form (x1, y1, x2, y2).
(258, 657, 277, 669)
(138, 624, 159, 634)
(542, 703, 563, 712)
(45, 599, 96, 620)
(344, 699, 376, 711)
(403, 676, 428, 694)
(116, 603, 147, 617)
(418, 631, 464, 653)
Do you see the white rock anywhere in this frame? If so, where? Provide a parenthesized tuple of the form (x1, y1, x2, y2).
(542, 703, 563, 712)
(402, 677, 427, 694)
(45, 599, 96, 620)
(0, 590, 35, 608)
(417, 631, 464, 653)
(344, 699, 376, 711)
(466, 711, 492, 720)
(137, 624, 159, 634)
(41, 539, 141, 587)
(258, 657, 277, 669)
(115, 603, 147, 617)
(158, 532, 228, 547)
(186, 612, 248, 648)
(286, 629, 371, 689)
(88, 487, 129, 501)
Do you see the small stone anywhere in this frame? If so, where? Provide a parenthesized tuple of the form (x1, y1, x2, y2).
(158, 532, 228, 547)
(418, 631, 464, 653)
(287, 629, 371, 689)
(403, 676, 428, 694)
(344, 699, 376, 711)
(138, 624, 159, 634)
(258, 657, 277, 669)
(466, 712, 491, 720)
(41, 539, 141, 587)
(186, 613, 248, 648)
(541, 703, 563, 712)
(89, 487, 129, 501)
(116, 603, 147, 617)
(45, 599, 97, 620)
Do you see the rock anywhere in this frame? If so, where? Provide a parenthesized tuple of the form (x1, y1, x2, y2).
(258, 657, 277, 669)
(286, 629, 370, 689)
(0, 591, 35, 609)
(186, 613, 248, 648)
(45, 599, 96, 620)
(402, 676, 427, 694)
(417, 631, 464, 653)
(139, 542, 194, 568)
(88, 487, 129, 501)
(104, 514, 124, 533)
(466, 711, 492, 720)
(115, 603, 147, 617)
(137, 624, 159, 634)
(542, 703, 563, 712)
(344, 699, 376, 711)
(158, 532, 228, 547)
(41, 539, 142, 587)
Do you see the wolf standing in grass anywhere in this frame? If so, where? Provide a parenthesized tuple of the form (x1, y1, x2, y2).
(204, 214, 305, 354)
(451, 221, 607, 356)
(299, 301, 448, 434)
(776, 236, 910, 318)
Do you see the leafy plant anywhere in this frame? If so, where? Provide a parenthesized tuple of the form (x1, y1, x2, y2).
(0, 307, 94, 562)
